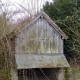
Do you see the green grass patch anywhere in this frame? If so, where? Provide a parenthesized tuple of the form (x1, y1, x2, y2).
(0, 69, 11, 80)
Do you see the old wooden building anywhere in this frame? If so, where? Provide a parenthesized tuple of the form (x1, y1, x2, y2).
(10, 11, 69, 80)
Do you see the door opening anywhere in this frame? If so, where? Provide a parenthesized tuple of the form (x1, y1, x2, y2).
(18, 68, 60, 80)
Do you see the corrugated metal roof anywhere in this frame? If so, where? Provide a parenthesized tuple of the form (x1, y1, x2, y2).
(15, 54, 69, 69)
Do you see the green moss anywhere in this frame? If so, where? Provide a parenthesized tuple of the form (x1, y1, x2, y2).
(64, 68, 69, 80)
(0, 69, 11, 80)
(45, 40, 49, 50)
(50, 41, 56, 49)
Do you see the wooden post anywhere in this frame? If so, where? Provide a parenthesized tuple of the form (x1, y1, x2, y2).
(58, 68, 64, 80)
(11, 68, 18, 80)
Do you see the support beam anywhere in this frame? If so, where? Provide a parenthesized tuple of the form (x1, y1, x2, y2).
(58, 69, 64, 80)
(11, 68, 18, 80)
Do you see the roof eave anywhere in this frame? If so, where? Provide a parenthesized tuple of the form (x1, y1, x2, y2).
(41, 11, 68, 40)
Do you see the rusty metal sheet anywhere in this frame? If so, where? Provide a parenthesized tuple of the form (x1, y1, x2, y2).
(15, 54, 70, 69)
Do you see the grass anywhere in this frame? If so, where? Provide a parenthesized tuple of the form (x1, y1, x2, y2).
(0, 69, 11, 80)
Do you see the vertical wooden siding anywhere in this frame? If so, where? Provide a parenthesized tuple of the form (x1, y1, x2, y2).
(15, 18, 63, 54)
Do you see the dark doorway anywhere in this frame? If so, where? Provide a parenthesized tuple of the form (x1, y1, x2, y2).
(18, 68, 60, 80)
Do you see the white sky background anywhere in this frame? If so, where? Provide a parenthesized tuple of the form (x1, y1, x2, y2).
(1, 0, 53, 22)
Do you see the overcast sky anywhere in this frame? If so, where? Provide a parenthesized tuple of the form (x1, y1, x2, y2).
(2, 0, 53, 12)
(1, 0, 53, 22)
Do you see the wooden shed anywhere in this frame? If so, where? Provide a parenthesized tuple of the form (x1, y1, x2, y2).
(10, 11, 69, 80)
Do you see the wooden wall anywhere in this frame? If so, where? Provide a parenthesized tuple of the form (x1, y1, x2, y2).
(15, 18, 63, 54)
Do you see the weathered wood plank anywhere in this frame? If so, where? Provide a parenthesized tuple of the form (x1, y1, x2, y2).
(15, 18, 63, 54)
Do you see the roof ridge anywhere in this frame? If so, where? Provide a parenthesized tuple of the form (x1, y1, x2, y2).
(8, 11, 68, 39)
